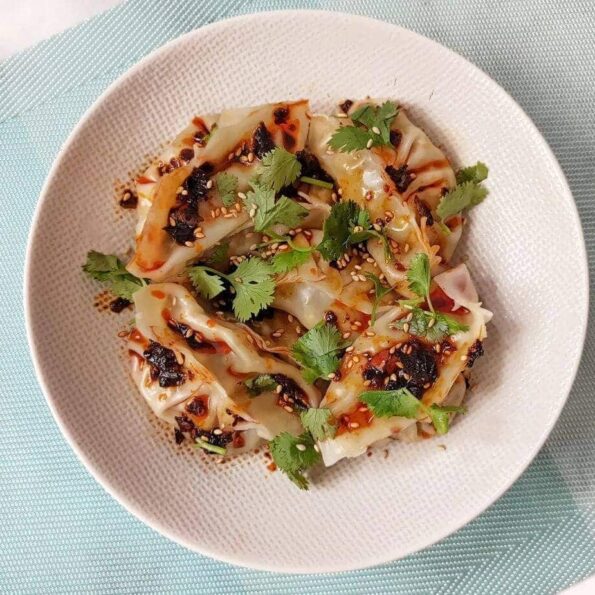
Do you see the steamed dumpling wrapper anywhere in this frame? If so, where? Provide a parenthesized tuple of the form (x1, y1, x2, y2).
(127, 284, 320, 452)
(318, 263, 491, 466)
(128, 100, 310, 281)
(307, 103, 459, 295)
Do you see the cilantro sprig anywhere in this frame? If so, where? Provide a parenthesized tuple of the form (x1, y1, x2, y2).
(393, 253, 469, 341)
(82, 251, 145, 300)
(364, 273, 393, 324)
(317, 200, 389, 262)
(268, 431, 321, 490)
(437, 162, 489, 222)
(244, 374, 277, 396)
(328, 101, 399, 153)
(292, 322, 350, 383)
(242, 180, 308, 233)
(300, 408, 336, 441)
(360, 387, 467, 435)
(215, 172, 239, 207)
(188, 257, 275, 322)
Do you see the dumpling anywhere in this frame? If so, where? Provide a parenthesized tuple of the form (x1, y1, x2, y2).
(128, 100, 310, 281)
(271, 230, 383, 334)
(318, 263, 491, 466)
(307, 102, 460, 296)
(127, 283, 320, 454)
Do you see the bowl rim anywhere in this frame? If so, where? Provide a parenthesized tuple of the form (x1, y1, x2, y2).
(23, 8, 590, 573)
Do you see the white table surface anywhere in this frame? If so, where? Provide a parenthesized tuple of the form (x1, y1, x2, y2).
(1, 1, 593, 593)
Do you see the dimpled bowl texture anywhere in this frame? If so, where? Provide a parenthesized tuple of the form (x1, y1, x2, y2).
(25, 10, 588, 573)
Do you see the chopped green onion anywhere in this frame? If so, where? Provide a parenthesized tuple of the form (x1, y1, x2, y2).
(299, 176, 334, 190)
(194, 438, 227, 456)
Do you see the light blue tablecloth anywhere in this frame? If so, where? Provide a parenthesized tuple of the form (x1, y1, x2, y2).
(1, 1, 594, 592)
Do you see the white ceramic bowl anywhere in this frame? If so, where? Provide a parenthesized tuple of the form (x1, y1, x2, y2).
(24, 10, 588, 573)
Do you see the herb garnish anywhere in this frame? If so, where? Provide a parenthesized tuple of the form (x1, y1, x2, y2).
(360, 387, 467, 435)
(364, 273, 393, 324)
(82, 251, 145, 300)
(328, 101, 399, 153)
(300, 408, 336, 441)
(437, 162, 489, 222)
(292, 322, 350, 383)
(268, 431, 321, 490)
(188, 257, 275, 322)
(215, 172, 239, 207)
(244, 374, 277, 396)
(259, 147, 302, 192)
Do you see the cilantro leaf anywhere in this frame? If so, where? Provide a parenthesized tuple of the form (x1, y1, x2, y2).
(360, 388, 421, 419)
(269, 431, 321, 490)
(329, 101, 399, 153)
(406, 253, 431, 300)
(393, 307, 469, 342)
(327, 126, 373, 153)
(205, 242, 229, 267)
(360, 388, 467, 435)
(188, 257, 275, 321)
(228, 257, 275, 322)
(364, 273, 393, 324)
(188, 266, 225, 300)
(427, 404, 467, 435)
(244, 374, 277, 396)
(456, 161, 488, 185)
(300, 408, 336, 441)
(317, 201, 360, 260)
(82, 251, 145, 300)
(437, 162, 489, 221)
(271, 248, 311, 274)
(216, 172, 238, 207)
(259, 147, 302, 193)
(243, 183, 308, 232)
(292, 322, 349, 383)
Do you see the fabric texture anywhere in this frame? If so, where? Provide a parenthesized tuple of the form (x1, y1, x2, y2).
(1, 0, 594, 593)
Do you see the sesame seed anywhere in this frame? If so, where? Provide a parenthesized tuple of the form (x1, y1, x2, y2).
(250, 244, 258, 251)
(373, 223, 382, 232)
(389, 373, 397, 381)
(276, 384, 283, 394)
(345, 345, 354, 352)
(337, 188, 343, 196)
(234, 202, 242, 212)
(235, 147, 243, 157)
(288, 314, 294, 322)
(314, 444, 320, 453)
(366, 138, 373, 149)
(428, 317, 436, 328)
(353, 356, 360, 363)
(213, 428, 223, 435)
(353, 321, 363, 328)
(350, 422, 360, 428)
(331, 192, 338, 200)
(389, 346, 396, 354)
(335, 112, 348, 118)
(406, 312, 413, 322)
(347, 360, 354, 369)
(371, 126, 380, 134)
(403, 322, 410, 333)
(461, 355, 468, 361)
(228, 152, 235, 161)
(247, 152, 254, 162)
(284, 406, 294, 413)
(327, 372, 336, 380)
(169, 216, 176, 226)
(176, 186, 183, 195)
(358, 275, 367, 282)
(343, 332, 351, 340)
(354, 264, 362, 271)
(184, 241, 194, 247)
(206, 179, 213, 189)
(296, 326, 302, 335)
(249, 207, 257, 218)
(175, 351, 184, 365)
(423, 382, 431, 389)
(271, 329, 284, 338)
(210, 209, 215, 218)
(396, 361, 404, 369)
(434, 344, 441, 353)
(404, 243, 410, 253)
(181, 189, 188, 196)
(403, 373, 411, 381)
(238, 192, 247, 200)
(215, 208, 221, 217)
(296, 444, 307, 452)
(239, 155, 248, 163)
(363, 380, 372, 387)
(365, 331, 376, 337)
